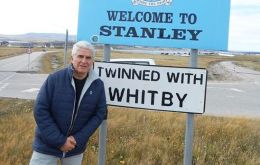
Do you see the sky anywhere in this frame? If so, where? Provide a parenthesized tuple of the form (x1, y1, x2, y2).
(0, 0, 259, 52)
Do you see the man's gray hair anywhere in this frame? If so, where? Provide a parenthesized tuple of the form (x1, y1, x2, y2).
(71, 41, 95, 58)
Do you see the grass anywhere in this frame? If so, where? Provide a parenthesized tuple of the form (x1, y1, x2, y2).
(0, 98, 34, 165)
(38, 47, 260, 75)
(0, 98, 259, 164)
(0, 47, 45, 60)
(38, 50, 68, 74)
(1, 46, 259, 72)
(0, 47, 28, 59)
(0, 47, 260, 164)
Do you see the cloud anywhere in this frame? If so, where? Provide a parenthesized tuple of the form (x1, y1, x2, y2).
(228, 0, 260, 51)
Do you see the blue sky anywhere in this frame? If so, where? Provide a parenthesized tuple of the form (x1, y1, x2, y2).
(0, 0, 259, 52)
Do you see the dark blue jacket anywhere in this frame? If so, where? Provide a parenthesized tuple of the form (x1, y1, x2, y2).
(32, 65, 107, 158)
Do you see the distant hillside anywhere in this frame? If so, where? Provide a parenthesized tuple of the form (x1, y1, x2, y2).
(0, 33, 76, 42)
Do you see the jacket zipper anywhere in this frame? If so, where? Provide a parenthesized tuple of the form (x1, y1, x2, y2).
(63, 82, 77, 158)
(62, 152, 66, 158)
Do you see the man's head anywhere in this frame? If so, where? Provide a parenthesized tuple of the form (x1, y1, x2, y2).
(71, 41, 95, 79)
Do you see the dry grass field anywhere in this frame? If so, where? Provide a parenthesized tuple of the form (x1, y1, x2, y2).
(0, 47, 260, 164)
(0, 98, 259, 164)
(0, 47, 45, 60)
(0, 47, 28, 59)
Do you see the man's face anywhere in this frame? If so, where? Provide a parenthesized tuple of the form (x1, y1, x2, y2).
(71, 48, 93, 76)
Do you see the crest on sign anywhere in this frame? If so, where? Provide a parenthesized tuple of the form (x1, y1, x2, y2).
(132, 0, 172, 6)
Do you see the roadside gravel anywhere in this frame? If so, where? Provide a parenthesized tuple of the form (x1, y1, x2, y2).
(208, 61, 260, 83)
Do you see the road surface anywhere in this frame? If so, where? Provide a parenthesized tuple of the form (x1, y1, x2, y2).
(0, 52, 48, 99)
(206, 61, 260, 118)
(0, 54, 259, 118)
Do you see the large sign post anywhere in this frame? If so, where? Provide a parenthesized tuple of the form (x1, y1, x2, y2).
(77, 0, 231, 164)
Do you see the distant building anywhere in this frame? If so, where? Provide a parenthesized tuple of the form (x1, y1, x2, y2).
(7, 41, 33, 48)
(0, 41, 9, 46)
(47, 41, 74, 48)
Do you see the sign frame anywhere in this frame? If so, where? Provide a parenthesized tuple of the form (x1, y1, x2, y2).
(94, 61, 208, 114)
(78, 0, 231, 50)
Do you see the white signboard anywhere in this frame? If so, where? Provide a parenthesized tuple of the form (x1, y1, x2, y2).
(95, 62, 207, 114)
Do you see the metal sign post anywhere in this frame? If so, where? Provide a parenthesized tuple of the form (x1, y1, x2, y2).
(184, 49, 198, 165)
(26, 46, 32, 71)
(64, 29, 68, 67)
(98, 44, 111, 165)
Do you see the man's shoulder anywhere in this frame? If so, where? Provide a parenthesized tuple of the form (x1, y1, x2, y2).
(50, 66, 71, 77)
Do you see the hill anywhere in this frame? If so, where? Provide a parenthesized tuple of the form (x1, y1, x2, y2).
(0, 33, 76, 42)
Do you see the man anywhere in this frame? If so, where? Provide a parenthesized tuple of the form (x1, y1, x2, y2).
(30, 41, 107, 165)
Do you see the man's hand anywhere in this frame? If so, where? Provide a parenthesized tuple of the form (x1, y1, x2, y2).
(60, 136, 77, 152)
(68, 136, 77, 146)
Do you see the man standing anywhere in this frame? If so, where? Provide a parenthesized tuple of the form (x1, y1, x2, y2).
(30, 41, 107, 165)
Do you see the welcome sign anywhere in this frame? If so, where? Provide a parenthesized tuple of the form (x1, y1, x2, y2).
(77, 0, 230, 50)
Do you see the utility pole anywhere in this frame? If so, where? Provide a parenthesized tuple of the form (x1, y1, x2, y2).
(64, 29, 68, 67)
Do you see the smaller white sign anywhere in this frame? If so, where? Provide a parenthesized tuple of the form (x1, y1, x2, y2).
(95, 62, 207, 114)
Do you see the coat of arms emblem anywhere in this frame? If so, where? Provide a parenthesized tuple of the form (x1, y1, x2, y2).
(132, 0, 172, 6)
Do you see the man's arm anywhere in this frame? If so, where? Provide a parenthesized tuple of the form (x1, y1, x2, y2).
(34, 75, 67, 148)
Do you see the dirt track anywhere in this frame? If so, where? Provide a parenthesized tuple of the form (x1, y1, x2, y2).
(208, 61, 260, 83)
(205, 61, 260, 118)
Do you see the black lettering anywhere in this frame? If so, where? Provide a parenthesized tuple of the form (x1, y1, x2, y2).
(109, 87, 125, 101)
(121, 68, 131, 79)
(107, 11, 118, 21)
(172, 29, 186, 40)
(188, 30, 202, 41)
(194, 74, 204, 85)
(181, 73, 184, 83)
(188, 13, 197, 24)
(125, 27, 139, 38)
(143, 12, 152, 22)
(135, 12, 143, 22)
(127, 89, 139, 103)
(151, 71, 160, 81)
(152, 12, 164, 23)
(100, 26, 111, 36)
(176, 93, 187, 107)
(162, 92, 173, 106)
(140, 27, 156, 38)
(132, 69, 142, 80)
(119, 11, 128, 21)
(141, 90, 145, 104)
(167, 72, 180, 83)
(117, 68, 121, 78)
(142, 70, 150, 81)
(158, 28, 171, 39)
(112, 26, 125, 37)
(147, 90, 158, 105)
(165, 13, 173, 23)
(105, 68, 117, 78)
(185, 73, 193, 84)
(127, 11, 135, 22)
(179, 13, 188, 24)
(97, 66, 104, 77)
